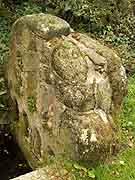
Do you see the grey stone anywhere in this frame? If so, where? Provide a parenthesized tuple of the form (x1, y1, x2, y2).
(10, 168, 48, 180)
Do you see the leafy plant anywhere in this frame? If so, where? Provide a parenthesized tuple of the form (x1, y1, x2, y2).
(73, 163, 96, 179)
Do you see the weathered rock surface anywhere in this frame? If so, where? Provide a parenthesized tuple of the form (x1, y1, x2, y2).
(12, 169, 49, 180)
(7, 13, 127, 168)
(11, 165, 74, 180)
(11, 168, 48, 180)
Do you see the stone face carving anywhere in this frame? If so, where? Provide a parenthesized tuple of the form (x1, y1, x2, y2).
(8, 13, 127, 168)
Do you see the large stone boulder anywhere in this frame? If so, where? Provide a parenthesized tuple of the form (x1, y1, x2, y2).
(7, 13, 127, 168)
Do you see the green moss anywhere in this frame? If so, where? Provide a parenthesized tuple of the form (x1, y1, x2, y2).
(48, 17, 56, 25)
(27, 96, 36, 113)
(63, 41, 72, 49)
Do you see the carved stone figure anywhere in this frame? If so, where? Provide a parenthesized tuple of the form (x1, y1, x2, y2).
(8, 13, 127, 168)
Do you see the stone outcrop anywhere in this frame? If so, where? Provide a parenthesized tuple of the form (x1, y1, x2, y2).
(7, 13, 127, 168)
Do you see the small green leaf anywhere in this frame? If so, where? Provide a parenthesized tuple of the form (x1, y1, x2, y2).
(88, 170, 95, 179)
(119, 160, 125, 166)
(0, 90, 7, 95)
(81, 167, 87, 173)
(0, 104, 5, 108)
(73, 163, 83, 170)
(64, 160, 72, 169)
